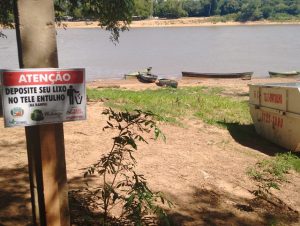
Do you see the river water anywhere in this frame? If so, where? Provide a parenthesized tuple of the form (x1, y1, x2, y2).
(0, 25, 299, 81)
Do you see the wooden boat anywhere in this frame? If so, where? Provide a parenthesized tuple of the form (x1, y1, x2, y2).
(269, 71, 300, 77)
(182, 71, 253, 80)
(124, 67, 152, 79)
(157, 78, 178, 88)
(137, 73, 157, 83)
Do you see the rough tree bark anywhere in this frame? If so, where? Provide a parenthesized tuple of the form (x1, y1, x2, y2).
(13, 1, 70, 225)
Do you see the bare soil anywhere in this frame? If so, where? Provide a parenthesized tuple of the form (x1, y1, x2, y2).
(0, 77, 299, 226)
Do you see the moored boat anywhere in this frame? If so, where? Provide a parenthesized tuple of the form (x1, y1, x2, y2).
(137, 73, 158, 83)
(157, 78, 178, 88)
(269, 71, 300, 77)
(182, 71, 253, 80)
(124, 67, 152, 79)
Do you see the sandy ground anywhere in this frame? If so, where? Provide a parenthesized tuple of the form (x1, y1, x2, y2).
(57, 17, 300, 29)
(0, 77, 299, 226)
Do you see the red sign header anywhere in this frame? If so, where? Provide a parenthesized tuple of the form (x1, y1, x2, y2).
(2, 69, 84, 86)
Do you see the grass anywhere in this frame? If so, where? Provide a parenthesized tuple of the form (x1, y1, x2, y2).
(247, 152, 300, 193)
(87, 86, 252, 126)
(89, 85, 300, 206)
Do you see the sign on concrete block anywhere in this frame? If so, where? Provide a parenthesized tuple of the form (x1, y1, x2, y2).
(1, 68, 86, 127)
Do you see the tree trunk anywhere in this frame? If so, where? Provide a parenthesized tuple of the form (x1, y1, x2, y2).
(13, 1, 70, 226)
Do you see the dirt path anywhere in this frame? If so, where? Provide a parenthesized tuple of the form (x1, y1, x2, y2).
(0, 77, 299, 226)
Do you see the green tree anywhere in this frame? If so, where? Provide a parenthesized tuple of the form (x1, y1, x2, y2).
(219, 0, 241, 15)
(0, 0, 14, 29)
(0, 0, 135, 42)
(134, 0, 153, 19)
(154, 0, 187, 18)
(238, 0, 263, 21)
(183, 0, 206, 17)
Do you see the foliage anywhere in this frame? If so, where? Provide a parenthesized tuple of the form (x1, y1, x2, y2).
(84, 108, 171, 225)
(59, 0, 135, 42)
(154, 0, 187, 18)
(0, 0, 14, 27)
(0, 0, 14, 38)
(247, 152, 300, 196)
(87, 86, 252, 126)
(219, 0, 241, 15)
(1, 0, 299, 37)
(153, 0, 299, 21)
(237, 0, 263, 22)
(0, 0, 135, 42)
(1, 0, 299, 32)
(133, 0, 153, 19)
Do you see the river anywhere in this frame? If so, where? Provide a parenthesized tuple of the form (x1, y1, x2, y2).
(0, 25, 299, 81)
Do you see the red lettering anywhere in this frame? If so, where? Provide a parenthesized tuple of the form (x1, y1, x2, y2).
(263, 93, 282, 104)
(2, 69, 84, 86)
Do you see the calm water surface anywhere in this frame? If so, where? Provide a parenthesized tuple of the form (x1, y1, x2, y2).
(0, 25, 299, 80)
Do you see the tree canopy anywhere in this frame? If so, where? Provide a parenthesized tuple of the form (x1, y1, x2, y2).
(154, 0, 299, 20)
(0, 0, 299, 37)
(0, 0, 135, 41)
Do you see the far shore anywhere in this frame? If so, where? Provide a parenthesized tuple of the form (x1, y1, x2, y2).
(1, 17, 299, 30)
(57, 17, 300, 29)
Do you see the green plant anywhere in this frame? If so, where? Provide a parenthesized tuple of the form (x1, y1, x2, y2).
(84, 108, 171, 225)
(87, 86, 252, 126)
(247, 152, 300, 196)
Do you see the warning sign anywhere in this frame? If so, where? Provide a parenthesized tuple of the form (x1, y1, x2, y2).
(1, 68, 86, 127)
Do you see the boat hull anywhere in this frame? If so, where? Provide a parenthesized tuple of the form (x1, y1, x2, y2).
(157, 79, 178, 88)
(269, 71, 300, 77)
(137, 73, 158, 83)
(124, 68, 151, 79)
(182, 71, 253, 79)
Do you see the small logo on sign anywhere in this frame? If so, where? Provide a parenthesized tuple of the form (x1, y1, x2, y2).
(67, 86, 83, 105)
(67, 107, 83, 115)
(44, 111, 63, 118)
(31, 109, 45, 121)
(10, 107, 24, 118)
(9, 119, 27, 126)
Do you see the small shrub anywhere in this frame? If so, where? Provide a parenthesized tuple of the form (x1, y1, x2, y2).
(247, 152, 300, 196)
(84, 108, 171, 225)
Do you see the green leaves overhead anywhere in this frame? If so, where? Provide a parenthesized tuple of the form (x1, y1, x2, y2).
(0, 0, 14, 28)
(56, 0, 135, 41)
(0, 0, 135, 42)
(0, 0, 299, 40)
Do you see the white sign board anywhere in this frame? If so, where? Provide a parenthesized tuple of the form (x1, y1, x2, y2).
(1, 68, 86, 127)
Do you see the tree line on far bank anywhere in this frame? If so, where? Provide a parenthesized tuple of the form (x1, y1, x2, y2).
(61, 0, 299, 22)
(1, 0, 299, 26)
(152, 0, 299, 21)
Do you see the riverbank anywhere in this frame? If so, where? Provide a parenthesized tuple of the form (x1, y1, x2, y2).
(58, 17, 300, 29)
(0, 78, 300, 226)
(0, 77, 299, 225)
(87, 76, 300, 91)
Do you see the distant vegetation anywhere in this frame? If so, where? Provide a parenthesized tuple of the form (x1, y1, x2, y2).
(1, 0, 299, 26)
(57, 0, 299, 22)
(153, 0, 300, 22)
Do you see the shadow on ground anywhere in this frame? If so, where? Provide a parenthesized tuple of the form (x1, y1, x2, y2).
(0, 165, 299, 226)
(0, 165, 32, 226)
(68, 176, 299, 226)
(218, 122, 285, 156)
(163, 187, 299, 226)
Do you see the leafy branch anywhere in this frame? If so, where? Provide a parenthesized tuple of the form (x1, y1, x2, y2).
(84, 108, 171, 225)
